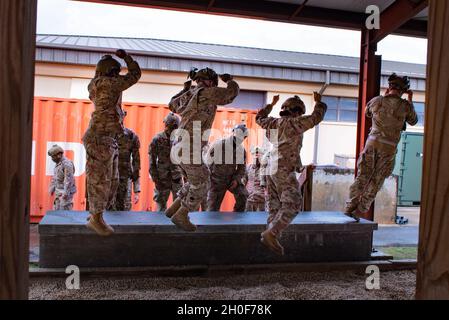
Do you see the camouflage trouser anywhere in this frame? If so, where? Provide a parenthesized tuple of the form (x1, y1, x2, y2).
(53, 194, 74, 210)
(112, 176, 132, 211)
(177, 163, 209, 212)
(346, 144, 396, 213)
(245, 201, 266, 212)
(83, 133, 119, 215)
(154, 181, 183, 212)
(207, 175, 248, 212)
(266, 166, 301, 236)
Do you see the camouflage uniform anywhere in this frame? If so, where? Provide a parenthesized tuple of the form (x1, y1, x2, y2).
(346, 95, 418, 213)
(83, 55, 141, 216)
(257, 100, 327, 236)
(149, 131, 183, 211)
(111, 127, 141, 211)
(206, 136, 248, 212)
(169, 79, 240, 212)
(244, 163, 266, 211)
(49, 157, 77, 210)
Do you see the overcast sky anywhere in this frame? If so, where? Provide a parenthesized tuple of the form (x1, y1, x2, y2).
(37, 0, 428, 64)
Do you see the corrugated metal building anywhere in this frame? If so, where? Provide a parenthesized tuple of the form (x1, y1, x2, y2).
(32, 34, 427, 221)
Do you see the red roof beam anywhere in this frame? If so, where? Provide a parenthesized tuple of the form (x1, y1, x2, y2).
(370, 0, 428, 44)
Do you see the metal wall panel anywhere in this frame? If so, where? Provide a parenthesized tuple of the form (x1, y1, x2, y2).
(31, 97, 263, 222)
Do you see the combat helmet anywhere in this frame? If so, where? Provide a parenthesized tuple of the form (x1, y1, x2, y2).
(388, 73, 410, 93)
(280, 95, 306, 117)
(188, 67, 218, 86)
(96, 55, 122, 77)
(48, 144, 64, 157)
(232, 123, 249, 138)
(163, 112, 180, 128)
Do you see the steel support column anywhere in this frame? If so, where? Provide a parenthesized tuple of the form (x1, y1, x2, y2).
(355, 28, 382, 221)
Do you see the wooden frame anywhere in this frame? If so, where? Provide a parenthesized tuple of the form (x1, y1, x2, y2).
(0, 0, 37, 300)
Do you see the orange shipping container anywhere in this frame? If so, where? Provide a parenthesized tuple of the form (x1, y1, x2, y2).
(31, 97, 265, 223)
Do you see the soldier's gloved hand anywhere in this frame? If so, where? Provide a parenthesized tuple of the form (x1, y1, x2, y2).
(133, 193, 140, 205)
(116, 49, 127, 59)
(184, 80, 192, 91)
(219, 74, 233, 83)
(271, 95, 280, 106)
(313, 91, 322, 103)
(229, 180, 238, 190)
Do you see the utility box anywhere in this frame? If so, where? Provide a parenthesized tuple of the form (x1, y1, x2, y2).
(393, 132, 424, 206)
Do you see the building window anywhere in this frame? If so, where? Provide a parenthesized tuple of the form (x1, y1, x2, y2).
(322, 96, 358, 123)
(226, 90, 267, 110)
(414, 102, 425, 127)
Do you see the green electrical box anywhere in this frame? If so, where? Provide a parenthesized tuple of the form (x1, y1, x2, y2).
(393, 132, 424, 206)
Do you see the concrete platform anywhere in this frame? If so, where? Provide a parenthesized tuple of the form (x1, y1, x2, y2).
(39, 211, 378, 268)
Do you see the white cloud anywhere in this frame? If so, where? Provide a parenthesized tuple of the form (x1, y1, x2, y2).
(37, 0, 427, 64)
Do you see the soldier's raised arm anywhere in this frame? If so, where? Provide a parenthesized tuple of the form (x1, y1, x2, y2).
(405, 90, 419, 126)
(256, 95, 280, 129)
(293, 92, 327, 132)
(169, 80, 192, 113)
(112, 49, 142, 92)
(201, 74, 240, 106)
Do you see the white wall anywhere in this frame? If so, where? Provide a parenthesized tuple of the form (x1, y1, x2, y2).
(316, 122, 357, 165)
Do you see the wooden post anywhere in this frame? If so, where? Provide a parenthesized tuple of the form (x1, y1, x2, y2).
(0, 0, 37, 300)
(416, 0, 449, 300)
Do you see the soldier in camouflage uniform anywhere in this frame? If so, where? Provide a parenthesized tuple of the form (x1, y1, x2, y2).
(48, 145, 77, 210)
(345, 73, 418, 222)
(165, 68, 240, 231)
(84, 49, 141, 236)
(110, 111, 141, 211)
(244, 146, 266, 212)
(149, 112, 183, 211)
(206, 124, 249, 212)
(256, 93, 327, 255)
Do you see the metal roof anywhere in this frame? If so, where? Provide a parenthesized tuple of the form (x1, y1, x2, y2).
(36, 34, 426, 91)
(82, 0, 428, 37)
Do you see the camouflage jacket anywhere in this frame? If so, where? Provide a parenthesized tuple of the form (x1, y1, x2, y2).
(86, 55, 141, 136)
(149, 131, 183, 188)
(169, 80, 240, 162)
(244, 163, 266, 203)
(206, 136, 247, 183)
(366, 95, 418, 145)
(256, 101, 327, 170)
(49, 157, 77, 197)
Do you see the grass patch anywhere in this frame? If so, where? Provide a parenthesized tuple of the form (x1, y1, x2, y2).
(381, 247, 417, 260)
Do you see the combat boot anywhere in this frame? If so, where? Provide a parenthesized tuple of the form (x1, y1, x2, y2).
(171, 206, 197, 232)
(86, 212, 114, 236)
(260, 230, 284, 256)
(165, 197, 182, 218)
(344, 203, 360, 223)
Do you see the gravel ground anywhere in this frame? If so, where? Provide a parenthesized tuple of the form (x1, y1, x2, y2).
(30, 270, 416, 300)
